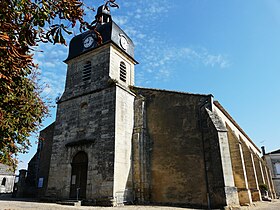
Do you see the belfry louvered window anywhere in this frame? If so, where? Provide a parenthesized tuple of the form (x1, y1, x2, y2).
(83, 61, 91, 81)
(120, 61, 126, 82)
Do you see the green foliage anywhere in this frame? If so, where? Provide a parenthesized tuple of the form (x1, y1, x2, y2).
(0, 73, 48, 170)
(259, 184, 269, 192)
(0, 0, 96, 170)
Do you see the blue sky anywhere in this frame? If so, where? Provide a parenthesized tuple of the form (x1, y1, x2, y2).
(17, 0, 280, 171)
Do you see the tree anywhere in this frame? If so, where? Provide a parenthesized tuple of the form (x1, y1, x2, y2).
(0, 0, 112, 170)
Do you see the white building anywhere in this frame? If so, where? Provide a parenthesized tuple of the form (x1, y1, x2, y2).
(263, 148, 280, 197)
(0, 163, 15, 193)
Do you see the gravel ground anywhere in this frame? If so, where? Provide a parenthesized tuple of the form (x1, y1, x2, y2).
(0, 195, 279, 210)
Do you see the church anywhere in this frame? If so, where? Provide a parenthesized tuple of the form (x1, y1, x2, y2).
(23, 3, 276, 209)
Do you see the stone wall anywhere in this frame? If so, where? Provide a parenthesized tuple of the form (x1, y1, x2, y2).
(227, 125, 277, 203)
(240, 137, 261, 202)
(37, 123, 55, 197)
(109, 46, 135, 87)
(46, 43, 116, 200)
(46, 87, 116, 200)
(227, 125, 252, 204)
(204, 109, 239, 208)
(274, 178, 280, 197)
(132, 94, 150, 203)
(62, 45, 111, 102)
(133, 88, 212, 208)
(113, 85, 135, 204)
(24, 153, 39, 197)
(45, 39, 136, 204)
(214, 102, 277, 204)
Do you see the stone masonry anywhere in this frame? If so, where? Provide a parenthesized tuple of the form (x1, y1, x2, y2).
(24, 6, 277, 209)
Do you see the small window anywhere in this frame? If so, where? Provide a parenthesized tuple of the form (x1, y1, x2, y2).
(119, 61, 127, 82)
(275, 163, 280, 175)
(83, 61, 92, 81)
(1, 177, 6, 186)
(38, 177, 44, 188)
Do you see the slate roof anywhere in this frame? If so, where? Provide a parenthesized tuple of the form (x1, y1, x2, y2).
(65, 21, 135, 62)
(267, 149, 280, 155)
(133, 86, 213, 97)
(213, 100, 261, 153)
(0, 163, 14, 175)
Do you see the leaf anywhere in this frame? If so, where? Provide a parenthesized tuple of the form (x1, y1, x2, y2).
(53, 28, 60, 44)
(0, 0, 95, 170)
(59, 27, 66, 45)
(62, 25, 72, 35)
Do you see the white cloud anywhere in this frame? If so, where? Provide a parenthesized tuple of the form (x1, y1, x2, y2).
(44, 62, 56, 68)
(110, 0, 230, 85)
(42, 86, 52, 95)
(179, 47, 230, 69)
(203, 54, 230, 68)
(39, 70, 66, 100)
(121, 0, 171, 20)
(113, 16, 128, 25)
(135, 42, 230, 85)
(31, 0, 231, 96)
(32, 43, 68, 104)
(137, 33, 146, 39)
(122, 26, 138, 37)
(114, 0, 170, 40)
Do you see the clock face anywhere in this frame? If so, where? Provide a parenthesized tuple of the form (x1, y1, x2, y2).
(119, 34, 128, 50)
(83, 35, 94, 48)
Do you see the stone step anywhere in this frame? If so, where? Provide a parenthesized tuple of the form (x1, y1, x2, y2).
(56, 200, 81, 206)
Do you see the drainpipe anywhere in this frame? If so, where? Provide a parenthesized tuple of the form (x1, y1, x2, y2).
(199, 97, 211, 209)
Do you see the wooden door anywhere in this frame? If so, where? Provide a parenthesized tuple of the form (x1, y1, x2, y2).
(70, 151, 88, 199)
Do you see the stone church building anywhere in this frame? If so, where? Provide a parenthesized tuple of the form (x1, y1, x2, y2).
(26, 4, 276, 209)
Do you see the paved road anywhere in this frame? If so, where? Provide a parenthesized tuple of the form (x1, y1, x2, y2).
(0, 197, 279, 210)
(240, 199, 280, 210)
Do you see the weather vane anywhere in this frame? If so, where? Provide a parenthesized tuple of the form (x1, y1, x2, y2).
(89, 0, 119, 26)
(104, 0, 119, 9)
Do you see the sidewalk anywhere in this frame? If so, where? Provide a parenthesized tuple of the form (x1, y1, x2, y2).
(0, 194, 279, 210)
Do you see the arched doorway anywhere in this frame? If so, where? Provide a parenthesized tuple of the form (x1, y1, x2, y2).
(70, 151, 88, 199)
(1, 177, 6, 186)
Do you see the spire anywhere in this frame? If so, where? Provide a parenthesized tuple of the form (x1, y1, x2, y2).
(93, 0, 119, 25)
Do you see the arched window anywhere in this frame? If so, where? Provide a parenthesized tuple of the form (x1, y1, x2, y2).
(1, 177, 6, 186)
(82, 61, 91, 81)
(119, 61, 127, 82)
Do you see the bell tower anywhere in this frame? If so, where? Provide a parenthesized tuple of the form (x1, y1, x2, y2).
(62, 3, 136, 102)
(46, 2, 138, 205)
